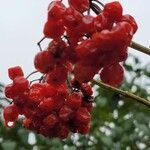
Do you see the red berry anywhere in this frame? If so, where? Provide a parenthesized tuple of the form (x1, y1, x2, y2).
(43, 19, 65, 39)
(39, 97, 55, 112)
(48, 40, 67, 55)
(100, 63, 124, 87)
(5, 84, 15, 99)
(81, 83, 93, 96)
(82, 15, 94, 34)
(34, 50, 54, 73)
(43, 114, 58, 128)
(48, 1, 66, 20)
(104, 1, 123, 21)
(46, 65, 68, 85)
(78, 123, 90, 134)
(56, 123, 69, 139)
(75, 39, 97, 60)
(8, 66, 24, 80)
(48, 40, 67, 65)
(3, 104, 19, 122)
(94, 12, 113, 32)
(121, 14, 138, 33)
(74, 62, 99, 83)
(64, 46, 78, 64)
(111, 22, 134, 43)
(56, 83, 69, 99)
(23, 118, 32, 128)
(53, 96, 65, 111)
(92, 22, 133, 52)
(68, 0, 89, 13)
(39, 125, 52, 137)
(13, 76, 29, 91)
(76, 108, 90, 124)
(29, 83, 45, 104)
(66, 92, 82, 109)
(43, 83, 57, 97)
(22, 107, 35, 118)
(63, 7, 83, 29)
(59, 105, 73, 121)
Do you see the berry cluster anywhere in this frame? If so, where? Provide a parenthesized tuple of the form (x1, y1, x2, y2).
(43, 0, 137, 85)
(4, 66, 93, 138)
(4, 0, 138, 139)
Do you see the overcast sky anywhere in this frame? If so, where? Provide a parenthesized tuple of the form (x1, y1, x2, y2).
(0, 0, 150, 84)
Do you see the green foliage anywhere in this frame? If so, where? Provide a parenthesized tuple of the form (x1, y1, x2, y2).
(0, 56, 150, 150)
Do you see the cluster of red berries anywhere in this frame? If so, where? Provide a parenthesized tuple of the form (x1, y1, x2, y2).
(3, 0, 138, 139)
(4, 66, 93, 138)
(43, 0, 137, 86)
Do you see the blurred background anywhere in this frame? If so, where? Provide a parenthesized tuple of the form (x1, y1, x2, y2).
(0, 0, 150, 149)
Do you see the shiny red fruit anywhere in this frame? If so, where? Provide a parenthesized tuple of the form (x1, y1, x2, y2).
(66, 92, 82, 109)
(74, 62, 99, 83)
(78, 123, 90, 134)
(81, 83, 93, 96)
(104, 1, 123, 21)
(8, 66, 24, 80)
(63, 7, 83, 29)
(68, 0, 89, 13)
(39, 97, 55, 112)
(29, 83, 45, 104)
(43, 19, 65, 39)
(100, 63, 124, 87)
(48, 1, 66, 20)
(13, 76, 29, 91)
(76, 107, 90, 124)
(5, 84, 15, 99)
(59, 105, 73, 121)
(46, 65, 68, 85)
(121, 14, 138, 33)
(3, 104, 19, 122)
(43, 114, 58, 128)
(34, 50, 54, 73)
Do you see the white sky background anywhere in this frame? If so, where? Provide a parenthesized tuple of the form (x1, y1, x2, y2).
(0, 0, 150, 84)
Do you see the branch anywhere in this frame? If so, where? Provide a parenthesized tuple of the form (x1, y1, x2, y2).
(0, 104, 4, 108)
(0, 96, 12, 104)
(130, 41, 150, 56)
(26, 71, 38, 79)
(92, 80, 150, 107)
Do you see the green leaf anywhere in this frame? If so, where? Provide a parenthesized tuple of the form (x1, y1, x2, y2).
(1, 141, 17, 150)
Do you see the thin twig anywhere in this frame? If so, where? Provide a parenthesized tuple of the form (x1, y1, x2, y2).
(91, 0, 104, 7)
(26, 71, 38, 79)
(30, 76, 44, 85)
(92, 80, 150, 107)
(0, 83, 4, 88)
(130, 41, 150, 56)
(0, 104, 4, 109)
(66, 74, 73, 93)
(90, 3, 100, 15)
(63, 35, 71, 45)
(37, 37, 46, 51)
(91, 2, 102, 13)
(0, 96, 12, 104)
(87, 7, 90, 15)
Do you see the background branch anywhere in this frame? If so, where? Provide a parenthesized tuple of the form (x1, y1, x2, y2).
(92, 80, 150, 107)
(130, 41, 150, 56)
